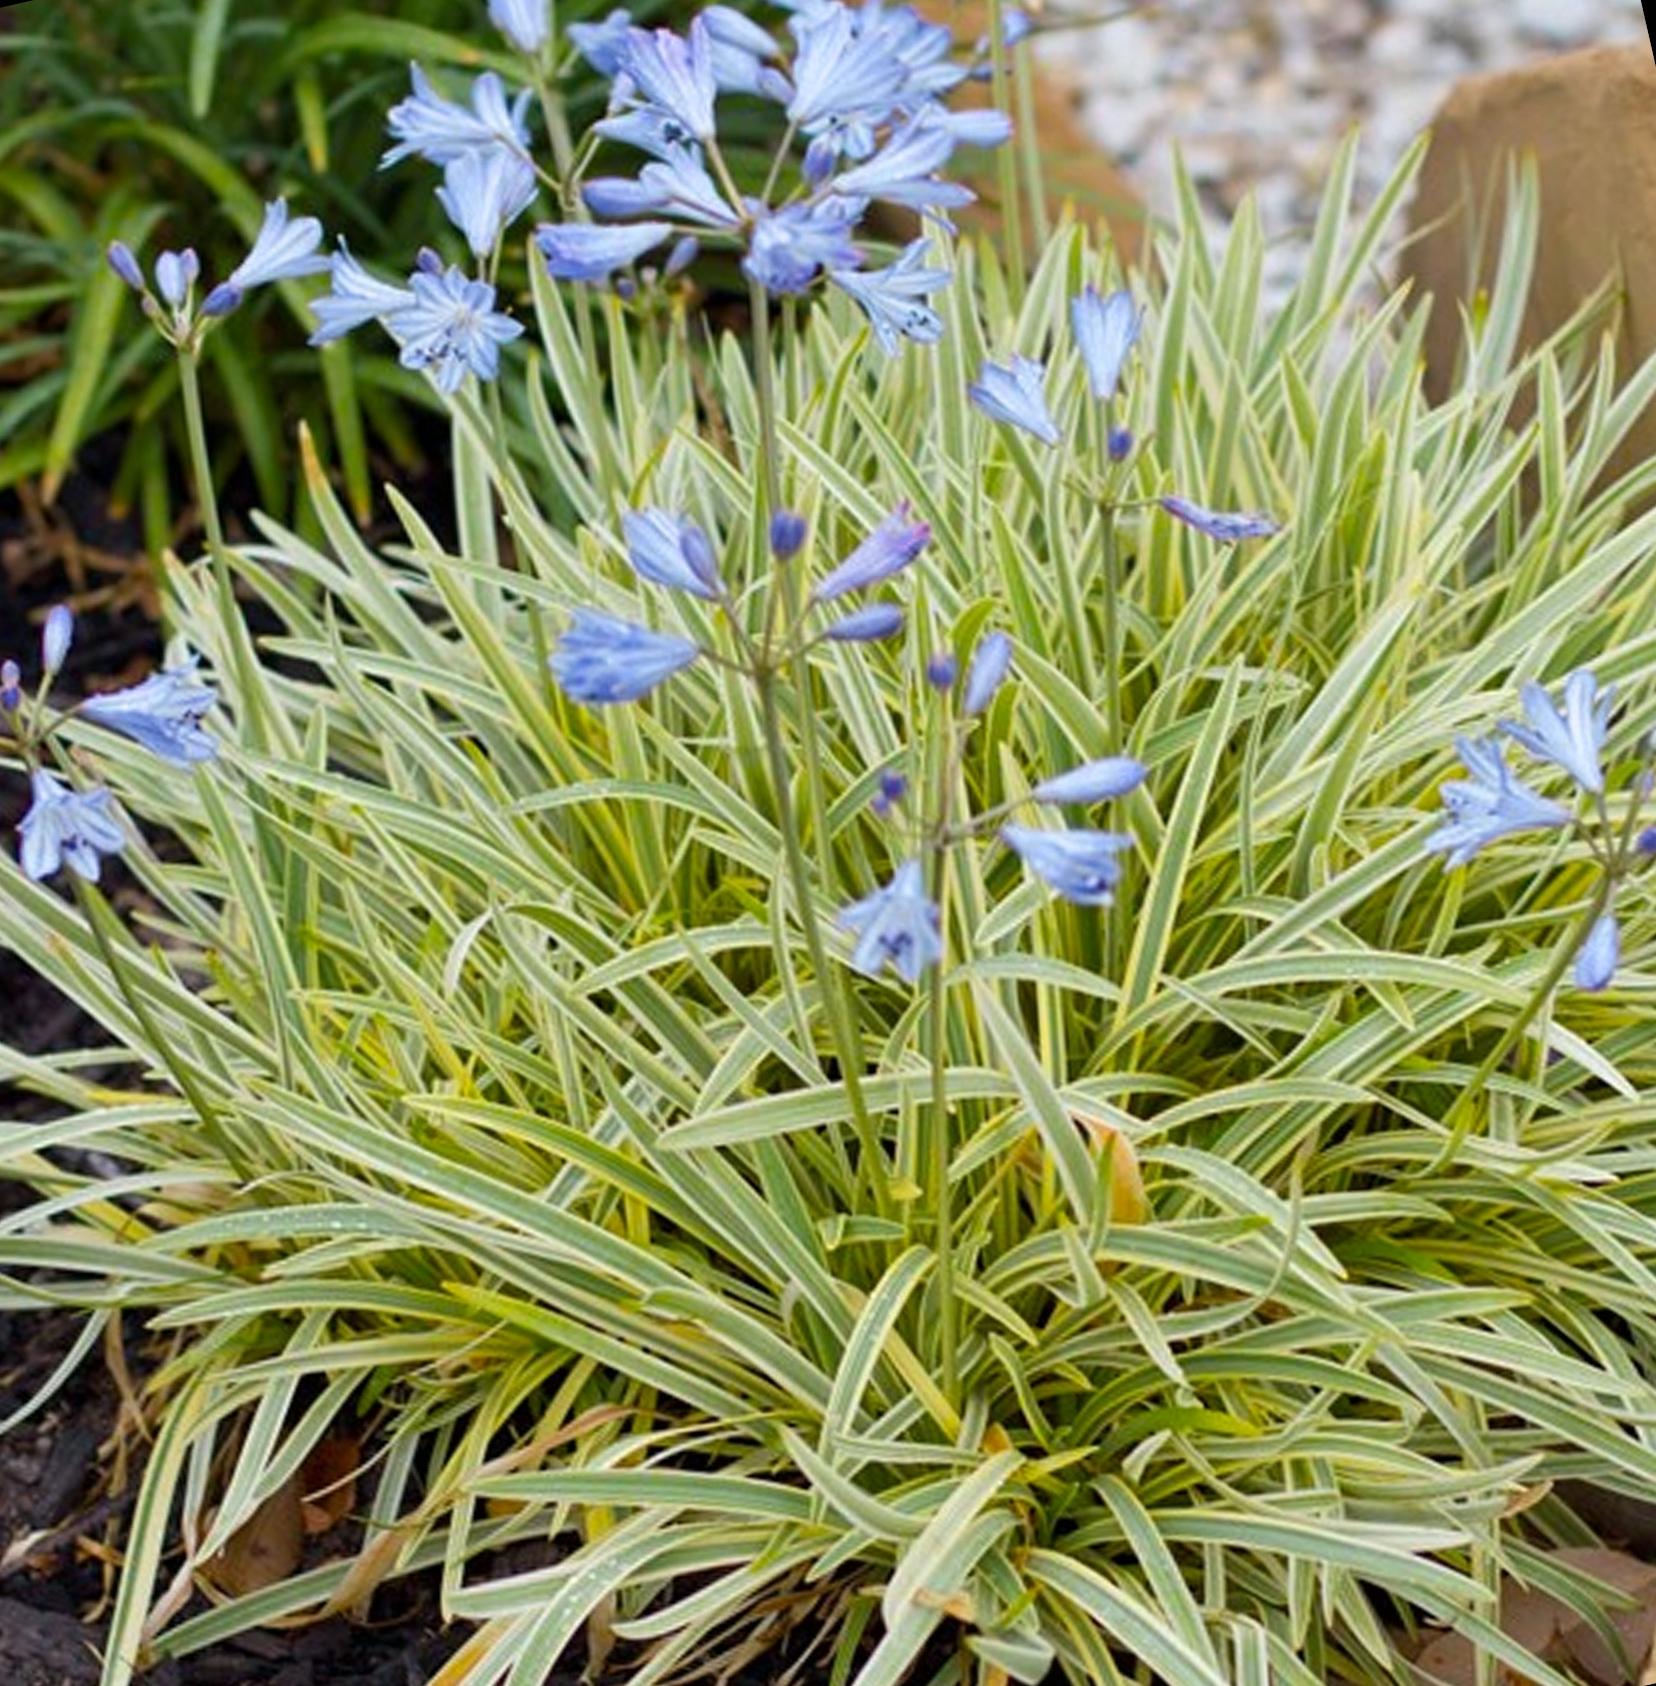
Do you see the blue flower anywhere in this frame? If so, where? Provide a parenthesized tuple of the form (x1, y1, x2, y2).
(969, 356, 1060, 446)
(829, 240, 949, 354)
(570, 8, 633, 73)
(839, 859, 941, 982)
(932, 108, 1014, 148)
(155, 248, 200, 310)
(200, 200, 327, 317)
(549, 611, 701, 704)
(618, 20, 719, 143)
(1424, 736, 1572, 869)
(813, 503, 930, 601)
(1034, 757, 1147, 805)
(622, 508, 724, 599)
(106, 242, 145, 291)
(962, 630, 1012, 715)
(829, 112, 972, 213)
(702, 5, 781, 93)
(41, 605, 73, 675)
(1503, 670, 1612, 796)
(1160, 495, 1280, 542)
(825, 603, 905, 642)
(18, 771, 124, 884)
(1071, 286, 1140, 403)
(308, 242, 418, 345)
(866, 2, 965, 101)
(383, 65, 532, 168)
(742, 201, 862, 296)
(787, 5, 908, 132)
(537, 221, 675, 280)
(489, 0, 550, 53)
(665, 236, 700, 276)
(1002, 823, 1131, 907)
(395, 267, 524, 393)
(585, 147, 739, 228)
(438, 149, 538, 259)
(81, 660, 217, 765)
(1576, 911, 1620, 992)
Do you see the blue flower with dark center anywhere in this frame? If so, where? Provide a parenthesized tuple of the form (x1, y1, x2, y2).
(829, 240, 949, 354)
(618, 20, 719, 142)
(1424, 735, 1572, 869)
(201, 200, 328, 316)
(537, 221, 675, 280)
(825, 602, 905, 642)
(1502, 670, 1612, 796)
(1576, 911, 1620, 992)
(570, 8, 633, 73)
(1002, 823, 1132, 906)
(1071, 285, 1140, 402)
(813, 503, 930, 600)
(308, 243, 418, 345)
(438, 149, 538, 258)
(1160, 495, 1280, 542)
(742, 201, 862, 296)
(395, 267, 524, 392)
(383, 65, 532, 168)
(489, 0, 550, 53)
(81, 660, 218, 765)
(549, 611, 701, 704)
(1034, 757, 1147, 805)
(839, 858, 941, 982)
(622, 508, 724, 599)
(969, 355, 1060, 446)
(962, 630, 1012, 714)
(18, 771, 125, 884)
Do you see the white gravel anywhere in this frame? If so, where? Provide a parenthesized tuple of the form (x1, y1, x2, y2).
(1041, 0, 1649, 294)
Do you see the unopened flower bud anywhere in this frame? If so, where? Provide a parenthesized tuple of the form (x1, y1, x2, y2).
(871, 769, 908, 816)
(107, 241, 145, 291)
(200, 282, 242, 318)
(769, 511, 807, 560)
(415, 247, 446, 276)
(925, 651, 958, 691)
(1108, 426, 1134, 462)
(665, 236, 699, 278)
(41, 605, 73, 675)
(0, 660, 21, 712)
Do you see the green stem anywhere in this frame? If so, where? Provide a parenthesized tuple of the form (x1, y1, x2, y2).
(177, 346, 225, 561)
(985, 0, 1026, 294)
(756, 673, 891, 1212)
(1431, 880, 1612, 1173)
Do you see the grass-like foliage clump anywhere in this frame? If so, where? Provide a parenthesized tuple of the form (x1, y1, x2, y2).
(6, 139, 1656, 1686)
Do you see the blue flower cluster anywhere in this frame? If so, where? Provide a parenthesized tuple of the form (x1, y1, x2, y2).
(3, 611, 219, 885)
(534, 0, 1016, 350)
(1427, 670, 1645, 991)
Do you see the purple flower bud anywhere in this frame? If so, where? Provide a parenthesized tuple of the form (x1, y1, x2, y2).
(925, 652, 958, 691)
(41, 605, 73, 675)
(1034, 756, 1147, 805)
(200, 283, 242, 318)
(614, 276, 639, 300)
(1639, 827, 1656, 858)
(871, 769, 908, 816)
(769, 511, 808, 560)
(1575, 912, 1620, 993)
(825, 602, 905, 643)
(416, 247, 446, 276)
(0, 660, 21, 712)
(1108, 427, 1134, 462)
(107, 241, 145, 291)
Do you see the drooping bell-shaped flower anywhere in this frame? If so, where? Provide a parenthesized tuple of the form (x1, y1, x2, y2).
(839, 859, 942, 982)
